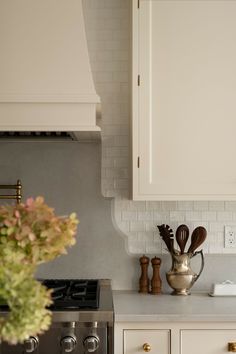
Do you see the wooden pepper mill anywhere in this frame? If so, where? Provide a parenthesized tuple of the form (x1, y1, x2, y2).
(150, 257, 162, 294)
(139, 255, 150, 293)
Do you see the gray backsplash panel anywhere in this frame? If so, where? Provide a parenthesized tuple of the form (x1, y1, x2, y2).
(0, 142, 136, 290)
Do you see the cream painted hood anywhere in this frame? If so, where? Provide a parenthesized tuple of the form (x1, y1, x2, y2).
(0, 0, 100, 140)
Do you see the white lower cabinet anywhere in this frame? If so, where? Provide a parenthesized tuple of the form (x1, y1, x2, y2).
(115, 323, 236, 354)
(124, 329, 170, 354)
(181, 330, 236, 354)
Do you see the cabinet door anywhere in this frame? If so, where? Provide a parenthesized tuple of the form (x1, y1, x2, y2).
(124, 329, 170, 354)
(133, 0, 236, 200)
(181, 329, 236, 354)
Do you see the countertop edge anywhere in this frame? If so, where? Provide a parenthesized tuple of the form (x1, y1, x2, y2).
(113, 290, 236, 323)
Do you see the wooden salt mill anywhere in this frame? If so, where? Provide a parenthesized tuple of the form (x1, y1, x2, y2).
(139, 255, 150, 293)
(150, 257, 162, 294)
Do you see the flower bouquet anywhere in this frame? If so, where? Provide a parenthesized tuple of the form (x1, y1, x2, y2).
(0, 197, 78, 344)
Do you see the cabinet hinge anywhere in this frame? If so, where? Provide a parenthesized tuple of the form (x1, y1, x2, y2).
(138, 75, 140, 86)
(138, 0, 140, 9)
(137, 156, 140, 168)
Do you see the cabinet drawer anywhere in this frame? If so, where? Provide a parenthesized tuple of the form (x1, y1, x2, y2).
(181, 330, 236, 354)
(124, 329, 170, 354)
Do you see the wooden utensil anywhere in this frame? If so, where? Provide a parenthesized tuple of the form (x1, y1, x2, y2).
(176, 224, 189, 254)
(187, 226, 207, 254)
(157, 224, 174, 253)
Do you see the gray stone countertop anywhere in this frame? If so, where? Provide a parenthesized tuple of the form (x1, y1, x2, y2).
(113, 291, 236, 322)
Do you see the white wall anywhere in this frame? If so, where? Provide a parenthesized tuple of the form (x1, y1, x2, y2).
(83, 0, 236, 256)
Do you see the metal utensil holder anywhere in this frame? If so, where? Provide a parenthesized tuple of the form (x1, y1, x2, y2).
(0, 179, 22, 204)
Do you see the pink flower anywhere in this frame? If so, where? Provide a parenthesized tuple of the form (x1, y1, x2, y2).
(28, 233, 36, 241)
(26, 198, 34, 207)
(14, 210, 20, 219)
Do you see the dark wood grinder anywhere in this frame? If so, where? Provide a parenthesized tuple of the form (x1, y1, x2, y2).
(150, 256, 162, 294)
(139, 255, 150, 293)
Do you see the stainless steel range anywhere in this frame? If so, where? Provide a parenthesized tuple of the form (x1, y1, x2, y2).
(0, 279, 113, 354)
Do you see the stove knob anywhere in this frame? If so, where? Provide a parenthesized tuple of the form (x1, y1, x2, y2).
(24, 336, 38, 353)
(60, 336, 77, 353)
(83, 336, 100, 353)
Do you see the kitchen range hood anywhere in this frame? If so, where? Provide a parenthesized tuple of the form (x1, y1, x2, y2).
(0, 0, 100, 141)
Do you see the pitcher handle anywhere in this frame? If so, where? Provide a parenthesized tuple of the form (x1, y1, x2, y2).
(192, 250, 205, 283)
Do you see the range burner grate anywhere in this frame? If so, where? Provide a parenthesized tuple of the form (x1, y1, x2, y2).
(42, 279, 100, 310)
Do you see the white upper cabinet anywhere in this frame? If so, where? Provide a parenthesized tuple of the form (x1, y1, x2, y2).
(132, 0, 236, 200)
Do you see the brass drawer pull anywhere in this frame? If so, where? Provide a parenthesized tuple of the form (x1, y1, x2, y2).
(143, 343, 151, 352)
(228, 342, 236, 352)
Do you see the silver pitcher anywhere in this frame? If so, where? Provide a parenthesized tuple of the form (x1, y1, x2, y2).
(166, 250, 204, 295)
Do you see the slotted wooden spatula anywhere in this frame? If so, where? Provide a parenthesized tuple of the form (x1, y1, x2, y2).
(176, 224, 189, 254)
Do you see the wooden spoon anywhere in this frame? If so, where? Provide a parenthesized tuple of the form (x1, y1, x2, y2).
(187, 226, 207, 254)
(176, 224, 189, 254)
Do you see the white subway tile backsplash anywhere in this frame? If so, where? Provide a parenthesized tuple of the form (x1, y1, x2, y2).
(201, 211, 217, 221)
(209, 201, 225, 211)
(128, 241, 146, 255)
(177, 201, 194, 210)
(170, 211, 185, 222)
(185, 211, 202, 221)
(101, 179, 114, 190)
(217, 212, 233, 221)
(128, 201, 146, 212)
(209, 222, 224, 232)
(119, 147, 129, 157)
(105, 147, 122, 157)
(194, 201, 209, 211)
(161, 201, 177, 211)
(192, 221, 209, 230)
(114, 157, 129, 168)
(138, 231, 154, 242)
(225, 201, 236, 211)
(145, 222, 158, 232)
(102, 157, 114, 168)
(119, 124, 130, 135)
(130, 222, 145, 232)
(122, 211, 137, 221)
(103, 125, 120, 136)
(153, 211, 170, 223)
(113, 72, 129, 83)
(114, 179, 129, 189)
(146, 201, 162, 210)
(138, 211, 154, 221)
(119, 221, 130, 233)
(84, 0, 232, 255)
(145, 241, 161, 254)
(114, 135, 129, 147)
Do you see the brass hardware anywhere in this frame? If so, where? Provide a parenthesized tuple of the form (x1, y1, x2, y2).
(0, 179, 22, 204)
(138, 0, 140, 8)
(137, 156, 140, 168)
(228, 342, 236, 352)
(143, 343, 151, 352)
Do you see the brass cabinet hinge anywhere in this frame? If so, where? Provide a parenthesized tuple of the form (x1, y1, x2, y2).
(138, 0, 140, 8)
(137, 156, 140, 168)
(138, 75, 140, 86)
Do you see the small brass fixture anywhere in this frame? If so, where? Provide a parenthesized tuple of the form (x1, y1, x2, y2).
(0, 179, 22, 204)
(228, 342, 236, 352)
(143, 343, 151, 352)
